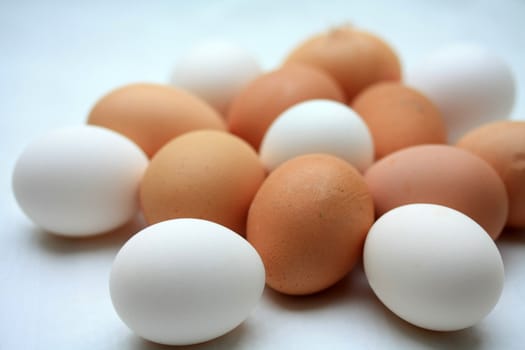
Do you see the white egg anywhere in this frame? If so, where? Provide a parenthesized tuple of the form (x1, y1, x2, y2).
(259, 99, 374, 172)
(407, 44, 516, 142)
(12, 125, 148, 237)
(363, 203, 504, 331)
(109, 218, 265, 346)
(171, 41, 262, 115)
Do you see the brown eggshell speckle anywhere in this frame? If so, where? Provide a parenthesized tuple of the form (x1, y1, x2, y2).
(247, 154, 374, 295)
(457, 121, 525, 228)
(284, 26, 401, 101)
(140, 130, 265, 235)
(364, 145, 509, 239)
(88, 83, 226, 158)
(352, 82, 447, 159)
(227, 63, 345, 150)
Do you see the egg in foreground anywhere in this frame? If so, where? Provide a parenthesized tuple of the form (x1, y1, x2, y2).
(109, 218, 265, 345)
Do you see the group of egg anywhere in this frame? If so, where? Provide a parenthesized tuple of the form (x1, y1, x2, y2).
(12, 26, 524, 346)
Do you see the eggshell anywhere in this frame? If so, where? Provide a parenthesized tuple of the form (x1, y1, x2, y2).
(406, 44, 516, 142)
(247, 154, 374, 295)
(87, 83, 226, 158)
(227, 63, 345, 150)
(364, 145, 508, 239)
(140, 130, 265, 235)
(110, 218, 265, 345)
(171, 41, 262, 116)
(352, 82, 446, 159)
(457, 121, 525, 228)
(364, 204, 504, 331)
(284, 26, 401, 101)
(12, 126, 148, 237)
(259, 99, 374, 172)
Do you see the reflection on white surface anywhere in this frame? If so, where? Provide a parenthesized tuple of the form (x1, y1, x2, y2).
(1, 1, 524, 349)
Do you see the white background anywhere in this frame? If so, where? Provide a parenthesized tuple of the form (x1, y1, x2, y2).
(1, 1, 525, 349)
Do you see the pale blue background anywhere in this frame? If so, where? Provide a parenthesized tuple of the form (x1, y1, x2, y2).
(1, 1, 524, 349)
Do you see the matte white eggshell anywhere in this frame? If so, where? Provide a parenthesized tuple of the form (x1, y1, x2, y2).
(12, 125, 148, 236)
(259, 99, 374, 172)
(171, 41, 262, 115)
(363, 203, 504, 331)
(109, 218, 265, 346)
(407, 44, 515, 142)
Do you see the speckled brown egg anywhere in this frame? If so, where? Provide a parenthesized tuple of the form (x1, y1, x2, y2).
(457, 121, 525, 228)
(227, 63, 345, 150)
(88, 83, 226, 158)
(140, 130, 265, 235)
(352, 82, 447, 159)
(364, 145, 508, 239)
(246, 154, 374, 295)
(284, 26, 401, 101)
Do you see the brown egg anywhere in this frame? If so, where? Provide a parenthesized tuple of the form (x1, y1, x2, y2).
(140, 130, 265, 235)
(352, 82, 447, 159)
(284, 26, 401, 101)
(227, 63, 345, 150)
(457, 121, 525, 228)
(247, 154, 374, 295)
(87, 83, 226, 158)
(364, 145, 508, 239)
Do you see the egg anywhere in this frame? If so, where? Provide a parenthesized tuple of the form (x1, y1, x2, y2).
(12, 126, 148, 237)
(352, 82, 446, 159)
(87, 83, 226, 158)
(247, 154, 374, 295)
(364, 203, 504, 331)
(227, 63, 345, 150)
(284, 26, 401, 101)
(140, 130, 265, 235)
(171, 40, 262, 116)
(364, 145, 508, 239)
(457, 120, 525, 228)
(110, 218, 265, 346)
(406, 44, 516, 142)
(259, 99, 374, 172)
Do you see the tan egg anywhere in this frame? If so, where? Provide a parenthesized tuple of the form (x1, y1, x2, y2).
(87, 83, 226, 158)
(364, 145, 508, 239)
(352, 82, 447, 159)
(227, 63, 345, 150)
(457, 121, 525, 228)
(284, 26, 401, 101)
(140, 130, 265, 235)
(247, 154, 374, 295)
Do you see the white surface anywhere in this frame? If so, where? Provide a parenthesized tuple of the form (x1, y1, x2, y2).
(110, 219, 265, 346)
(1, 1, 524, 349)
(259, 99, 373, 172)
(364, 204, 504, 331)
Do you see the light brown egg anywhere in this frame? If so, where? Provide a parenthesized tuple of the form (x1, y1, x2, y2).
(140, 130, 265, 235)
(364, 145, 508, 239)
(247, 154, 374, 295)
(284, 26, 401, 101)
(227, 63, 345, 150)
(457, 121, 525, 228)
(87, 83, 226, 158)
(352, 82, 447, 159)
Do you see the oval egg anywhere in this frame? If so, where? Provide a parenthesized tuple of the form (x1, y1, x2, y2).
(247, 154, 374, 295)
(364, 145, 508, 239)
(352, 82, 446, 159)
(457, 120, 525, 228)
(88, 83, 226, 158)
(140, 130, 266, 235)
(284, 26, 401, 101)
